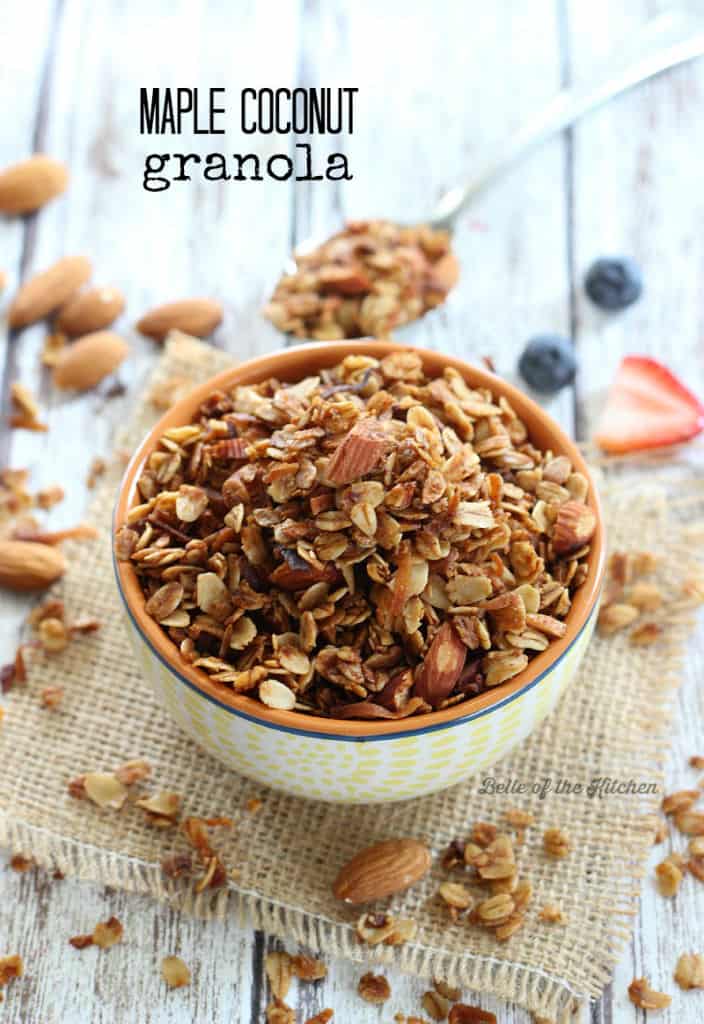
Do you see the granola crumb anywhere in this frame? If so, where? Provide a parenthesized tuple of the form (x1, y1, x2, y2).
(653, 821, 668, 844)
(246, 797, 263, 813)
(505, 807, 535, 828)
(36, 484, 64, 510)
(539, 904, 566, 924)
(674, 953, 704, 990)
(266, 1000, 295, 1024)
(662, 789, 699, 815)
(86, 457, 107, 489)
(70, 915, 123, 951)
(421, 989, 450, 1020)
(357, 971, 391, 1004)
(655, 857, 684, 897)
(304, 1012, 333, 1024)
(39, 686, 64, 709)
(161, 955, 191, 988)
(543, 828, 570, 858)
(627, 977, 671, 1010)
(9, 854, 34, 872)
(433, 978, 461, 1001)
(265, 951, 293, 1001)
(0, 955, 23, 995)
(290, 954, 327, 981)
(690, 755, 704, 770)
(448, 1005, 497, 1023)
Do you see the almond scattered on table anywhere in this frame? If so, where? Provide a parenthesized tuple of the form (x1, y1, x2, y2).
(9, 255, 91, 329)
(136, 298, 223, 341)
(333, 837, 431, 904)
(0, 155, 68, 214)
(0, 539, 66, 591)
(55, 285, 125, 335)
(161, 955, 191, 988)
(52, 330, 129, 391)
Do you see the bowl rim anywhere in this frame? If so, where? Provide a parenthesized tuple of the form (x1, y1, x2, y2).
(114, 339, 606, 739)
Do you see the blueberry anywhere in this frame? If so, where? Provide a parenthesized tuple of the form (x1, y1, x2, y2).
(584, 257, 643, 310)
(518, 335, 576, 394)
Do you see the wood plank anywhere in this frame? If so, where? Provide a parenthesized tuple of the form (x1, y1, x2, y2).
(293, 0, 575, 434)
(567, 2, 704, 1022)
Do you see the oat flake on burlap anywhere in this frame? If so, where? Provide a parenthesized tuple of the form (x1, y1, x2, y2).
(1, 334, 702, 1023)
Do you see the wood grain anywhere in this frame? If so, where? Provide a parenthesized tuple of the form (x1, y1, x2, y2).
(1, 0, 703, 1022)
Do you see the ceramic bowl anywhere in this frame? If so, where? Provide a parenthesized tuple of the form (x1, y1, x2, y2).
(114, 341, 605, 804)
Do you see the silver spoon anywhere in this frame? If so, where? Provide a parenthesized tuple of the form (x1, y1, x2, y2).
(280, 8, 704, 322)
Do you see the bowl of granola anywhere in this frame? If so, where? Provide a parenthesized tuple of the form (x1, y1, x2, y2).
(114, 342, 605, 803)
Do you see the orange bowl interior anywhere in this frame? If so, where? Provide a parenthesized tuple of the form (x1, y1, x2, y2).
(115, 340, 605, 737)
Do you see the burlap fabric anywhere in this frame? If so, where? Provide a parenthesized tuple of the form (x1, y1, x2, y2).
(1, 335, 701, 1023)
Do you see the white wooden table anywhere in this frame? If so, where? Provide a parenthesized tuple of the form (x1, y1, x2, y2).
(1, 2, 703, 1021)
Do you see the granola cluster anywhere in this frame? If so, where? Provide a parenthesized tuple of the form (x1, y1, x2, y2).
(117, 351, 595, 720)
(263, 221, 459, 339)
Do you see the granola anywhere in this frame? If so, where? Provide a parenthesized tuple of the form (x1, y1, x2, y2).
(358, 972, 391, 1004)
(161, 955, 191, 988)
(119, 352, 594, 720)
(263, 221, 459, 339)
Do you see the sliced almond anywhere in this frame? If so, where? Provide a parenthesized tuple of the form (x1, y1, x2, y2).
(52, 330, 129, 391)
(0, 154, 68, 214)
(136, 298, 223, 341)
(0, 539, 66, 591)
(55, 286, 125, 335)
(9, 255, 92, 328)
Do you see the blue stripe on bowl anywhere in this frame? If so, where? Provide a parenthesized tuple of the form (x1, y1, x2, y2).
(114, 547, 597, 744)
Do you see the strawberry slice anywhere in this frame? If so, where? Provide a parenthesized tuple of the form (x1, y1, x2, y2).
(594, 355, 704, 454)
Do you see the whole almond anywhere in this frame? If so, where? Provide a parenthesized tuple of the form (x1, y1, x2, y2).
(552, 500, 597, 555)
(55, 286, 125, 336)
(136, 298, 223, 341)
(52, 331, 129, 391)
(0, 540, 66, 591)
(9, 255, 92, 329)
(415, 621, 467, 707)
(332, 838, 431, 904)
(0, 155, 69, 215)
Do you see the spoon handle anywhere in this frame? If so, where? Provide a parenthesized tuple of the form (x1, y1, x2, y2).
(429, 9, 704, 231)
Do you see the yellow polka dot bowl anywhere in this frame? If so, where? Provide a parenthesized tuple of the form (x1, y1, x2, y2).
(114, 341, 605, 804)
